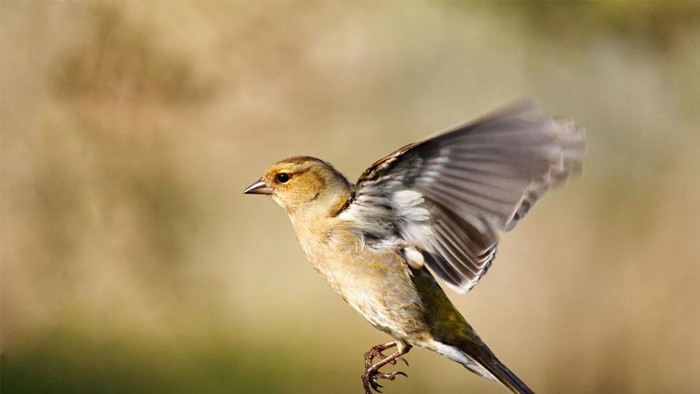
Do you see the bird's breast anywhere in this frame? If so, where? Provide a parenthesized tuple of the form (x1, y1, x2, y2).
(294, 221, 431, 339)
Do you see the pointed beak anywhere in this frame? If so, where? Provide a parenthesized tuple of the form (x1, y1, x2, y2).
(243, 178, 273, 195)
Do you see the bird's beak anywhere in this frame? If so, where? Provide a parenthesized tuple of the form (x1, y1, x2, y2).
(243, 178, 273, 195)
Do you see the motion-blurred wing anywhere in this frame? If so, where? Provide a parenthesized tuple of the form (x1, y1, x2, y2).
(338, 101, 586, 293)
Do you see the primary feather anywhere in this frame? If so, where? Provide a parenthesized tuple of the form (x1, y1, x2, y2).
(339, 100, 586, 293)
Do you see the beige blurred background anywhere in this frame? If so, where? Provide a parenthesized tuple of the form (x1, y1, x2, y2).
(2, 2, 699, 393)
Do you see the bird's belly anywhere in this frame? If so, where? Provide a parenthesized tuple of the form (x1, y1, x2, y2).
(344, 291, 403, 335)
(309, 249, 430, 340)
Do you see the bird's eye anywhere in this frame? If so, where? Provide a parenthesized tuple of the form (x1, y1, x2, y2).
(276, 173, 291, 183)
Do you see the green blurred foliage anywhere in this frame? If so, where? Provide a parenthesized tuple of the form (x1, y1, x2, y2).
(2, 2, 699, 393)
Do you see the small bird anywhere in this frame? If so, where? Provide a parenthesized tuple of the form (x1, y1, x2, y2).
(244, 101, 585, 394)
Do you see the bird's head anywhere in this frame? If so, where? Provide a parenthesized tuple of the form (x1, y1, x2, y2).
(244, 156, 352, 217)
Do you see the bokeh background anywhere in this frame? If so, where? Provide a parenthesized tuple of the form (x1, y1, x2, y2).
(2, 2, 699, 393)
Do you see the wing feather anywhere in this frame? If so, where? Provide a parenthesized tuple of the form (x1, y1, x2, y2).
(338, 100, 585, 293)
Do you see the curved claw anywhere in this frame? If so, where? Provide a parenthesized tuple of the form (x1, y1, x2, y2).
(388, 356, 409, 367)
(377, 371, 408, 380)
(363, 369, 408, 393)
(362, 373, 375, 394)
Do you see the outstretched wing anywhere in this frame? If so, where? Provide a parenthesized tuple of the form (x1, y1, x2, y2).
(338, 101, 586, 293)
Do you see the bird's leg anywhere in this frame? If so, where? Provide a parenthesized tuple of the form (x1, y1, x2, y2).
(361, 342, 412, 394)
(364, 341, 395, 368)
(364, 341, 409, 369)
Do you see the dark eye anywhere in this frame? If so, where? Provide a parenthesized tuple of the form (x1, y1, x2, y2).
(276, 173, 291, 183)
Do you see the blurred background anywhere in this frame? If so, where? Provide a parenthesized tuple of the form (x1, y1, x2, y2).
(2, 2, 699, 393)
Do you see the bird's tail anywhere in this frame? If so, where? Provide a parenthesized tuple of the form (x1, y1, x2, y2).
(431, 337, 534, 394)
(471, 351, 534, 394)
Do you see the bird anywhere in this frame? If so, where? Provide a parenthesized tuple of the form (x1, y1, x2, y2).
(244, 101, 585, 394)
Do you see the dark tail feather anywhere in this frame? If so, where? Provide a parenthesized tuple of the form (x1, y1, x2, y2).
(478, 355, 534, 394)
(455, 339, 535, 394)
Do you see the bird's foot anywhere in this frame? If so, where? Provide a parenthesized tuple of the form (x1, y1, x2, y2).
(364, 342, 409, 369)
(362, 368, 408, 394)
(361, 342, 411, 394)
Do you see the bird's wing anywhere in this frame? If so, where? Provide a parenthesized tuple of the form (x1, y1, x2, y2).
(338, 101, 586, 293)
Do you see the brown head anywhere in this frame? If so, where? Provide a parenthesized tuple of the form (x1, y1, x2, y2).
(244, 156, 352, 217)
